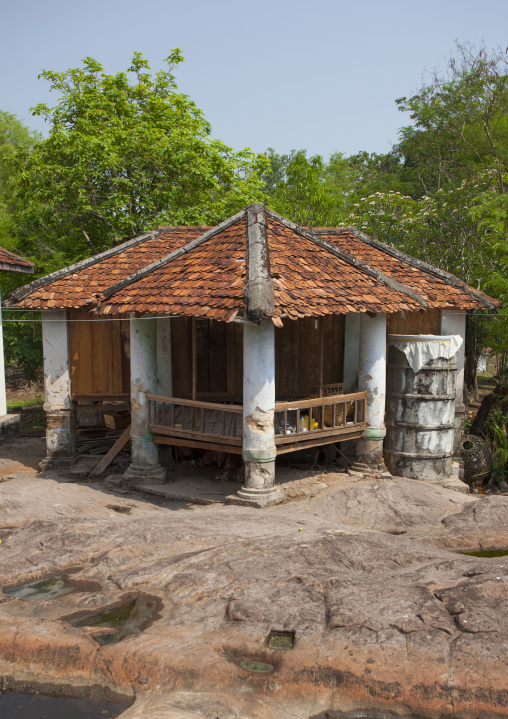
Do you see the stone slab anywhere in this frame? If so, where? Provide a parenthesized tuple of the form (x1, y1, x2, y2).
(0, 413, 20, 442)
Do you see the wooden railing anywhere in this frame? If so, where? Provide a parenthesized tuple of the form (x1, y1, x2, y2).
(147, 391, 367, 454)
(147, 395, 243, 452)
(273, 392, 366, 453)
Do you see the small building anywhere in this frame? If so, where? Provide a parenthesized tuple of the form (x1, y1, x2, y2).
(7, 204, 497, 504)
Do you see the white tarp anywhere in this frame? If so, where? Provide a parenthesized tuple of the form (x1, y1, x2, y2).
(388, 334, 463, 373)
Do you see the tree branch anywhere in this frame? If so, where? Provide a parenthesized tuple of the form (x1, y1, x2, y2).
(80, 226, 98, 254)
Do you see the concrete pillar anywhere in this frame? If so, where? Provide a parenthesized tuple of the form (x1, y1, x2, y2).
(440, 310, 466, 456)
(355, 312, 387, 468)
(343, 313, 360, 393)
(124, 313, 165, 484)
(0, 289, 6, 418)
(228, 320, 283, 507)
(157, 317, 173, 397)
(40, 309, 77, 468)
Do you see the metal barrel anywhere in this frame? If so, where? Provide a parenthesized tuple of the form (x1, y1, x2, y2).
(385, 335, 457, 480)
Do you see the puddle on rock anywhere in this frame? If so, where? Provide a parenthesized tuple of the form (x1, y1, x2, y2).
(106, 504, 133, 515)
(240, 660, 274, 673)
(3, 574, 101, 601)
(267, 630, 295, 649)
(459, 548, 508, 558)
(0, 691, 126, 718)
(66, 594, 161, 645)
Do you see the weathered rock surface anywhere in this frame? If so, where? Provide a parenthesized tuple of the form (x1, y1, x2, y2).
(1, 451, 508, 718)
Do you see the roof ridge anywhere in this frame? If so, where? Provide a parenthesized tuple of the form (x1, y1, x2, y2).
(102, 209, 247, 300)
(245, 204, 274, 321)
(6, 230, 159, 305)
(265, 208, 429, 309)
(324, 227, 498, 310)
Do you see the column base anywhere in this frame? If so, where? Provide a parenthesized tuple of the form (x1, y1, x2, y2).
(226, 485, 285, 508)
(123, 463, 166, 485)
(39, 454, 79, 472)
(356, 427, 386, 468)
(350, 460, 391, 477)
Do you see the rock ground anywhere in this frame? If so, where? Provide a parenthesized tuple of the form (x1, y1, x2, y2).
(0, 439, 508, 718)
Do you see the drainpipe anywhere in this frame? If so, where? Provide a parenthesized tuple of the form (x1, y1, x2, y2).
(355, 312, 387, 469)
(124, 313, 165, 485)
(227, 204, 283, 508)
(40, 309, 77, 469)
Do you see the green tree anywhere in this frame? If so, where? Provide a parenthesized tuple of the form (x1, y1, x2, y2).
(396, 42, 508, 195)
(0, 111, 41, 246)
(14, 51, 268, 271)
(264, 149, 339, 226)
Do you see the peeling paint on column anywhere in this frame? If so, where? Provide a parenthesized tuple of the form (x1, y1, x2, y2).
(356, 312, 387, 467)
(228, 318, 283, 508)
(246, 407, 274, 433)
(124, 314, 165, 484)
(40, 309, 77, 468)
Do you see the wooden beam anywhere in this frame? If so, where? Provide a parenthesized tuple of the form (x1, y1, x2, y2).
(149, 425, 242, 446)
(153, 435, 243, 454)
(146, 394, 242, 413)
(274, 424, 365, 446)
(275, 430, 363, 454)
(88, 424, 131, 477)
(72, 393, 130, 401)
(275, 391, 366, 411)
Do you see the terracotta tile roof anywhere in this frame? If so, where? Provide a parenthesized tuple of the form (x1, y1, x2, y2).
(9, 228, 209, 308)
(267, 217, 422, 319)
(100, 218, 247, 321)
(98, 213, 423, 320)
(309, 227, 498, 310)
(0, 247, 34, 274)
(7, 205, 498, 320)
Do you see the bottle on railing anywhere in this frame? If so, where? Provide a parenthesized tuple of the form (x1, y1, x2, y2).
(299, 414, 318, 432)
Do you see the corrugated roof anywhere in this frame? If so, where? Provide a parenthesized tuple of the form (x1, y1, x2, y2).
(7, 205, 498, 320)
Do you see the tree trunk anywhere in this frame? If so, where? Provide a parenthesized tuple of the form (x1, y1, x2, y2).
(470, 376, 508, 436)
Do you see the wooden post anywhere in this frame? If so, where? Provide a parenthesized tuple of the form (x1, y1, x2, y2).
(319, 316, 324, 398)
(192, 317, 197, 401)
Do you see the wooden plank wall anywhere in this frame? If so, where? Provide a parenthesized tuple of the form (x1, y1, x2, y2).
(388, 309, 440, 336)
(171, 317, 243, 398)
(171, 315, 345, 401)
(69, 309, 130, 397)
(275, 315, 344, 398)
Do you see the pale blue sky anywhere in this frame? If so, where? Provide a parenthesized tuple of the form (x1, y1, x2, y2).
(2, 0, 508, 158)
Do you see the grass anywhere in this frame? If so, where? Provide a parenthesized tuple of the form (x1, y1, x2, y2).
(7, 396, 44, 411)
(6, 396, 46, 434)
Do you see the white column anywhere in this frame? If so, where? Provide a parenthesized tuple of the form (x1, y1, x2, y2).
(157, 317, 173, 397)
(41, 309, 76, 467)
(355, 312, 387, 468)
(228, 320, 283, 507)
(440, 309, 466, 455)
(0, 290, 7, 417)
(343, 313, 360, 393)
(124, 313, 165, 484)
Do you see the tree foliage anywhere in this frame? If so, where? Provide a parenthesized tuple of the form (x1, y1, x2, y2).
(13, 51, 268, 271)
(0, 111, 41, 246)
(395, 42, 508, 194)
